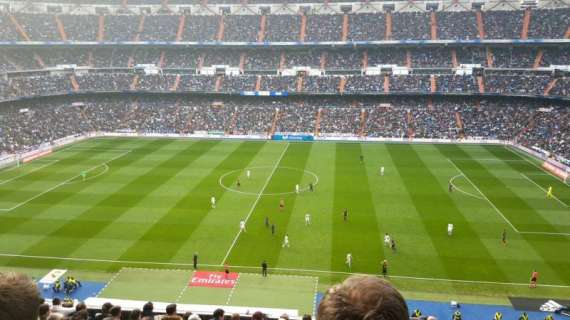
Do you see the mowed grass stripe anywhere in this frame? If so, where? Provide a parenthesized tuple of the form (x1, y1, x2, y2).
(0, 139, 136, 235)
(454, 145, 564, 233)
(226, 142, 312, 267)
(0, 139, 131, 202)
(117, 141, 267, 263)
(389, 144, 508, 281)
(273, 142, 336, 271)
(477, 145, 570, 284)
(501, 146, 570, 204)
(331, 143, 382, 274)
(7, 139, 215, 269)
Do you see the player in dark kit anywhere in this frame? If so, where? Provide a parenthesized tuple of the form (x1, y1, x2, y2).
(224, 263, 230, 279)
(449, 182, 453, 192)
(382, 260, 388, 277)
(343, 208, 348, 222)
(271, 224, 275, 235)
(502, 229, 507, 246)
(236, 179, 241, 188)
(390, 239, 397, 253)
(193, 252, 198, 269)
(309, 182, 314, 192)
(360, 155, 364, 163)
(265, 216, 269, 228)
(261, 260, 268, 277)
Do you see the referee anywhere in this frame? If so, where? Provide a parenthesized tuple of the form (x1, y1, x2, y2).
(261, 260, 268, 277)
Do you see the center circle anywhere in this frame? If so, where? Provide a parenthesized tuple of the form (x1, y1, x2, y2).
(218, 166, 319, 196)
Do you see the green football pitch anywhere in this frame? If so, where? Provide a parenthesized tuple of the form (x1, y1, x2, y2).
(0, 137, 569, 308)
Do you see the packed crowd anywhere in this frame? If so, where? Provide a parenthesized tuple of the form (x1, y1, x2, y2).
(2, 46, 570, 72)
(1, 72, 567, 98)
(1, 9, 570, 43)
(1, 95, 568, 160)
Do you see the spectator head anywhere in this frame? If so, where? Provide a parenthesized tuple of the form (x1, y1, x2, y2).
(130, 308, 142, 320)
(75, 302, 86, 312)
(38, 303, 50, 320)
(52, 298, 61, 306)
(142, 301, 154, 316)
(101, 302, 113, 314)
(318, 275, 408, 320)
(109, 305, 122, 318)
(0, 272, 42, 320)
(166, 304, 177, 315)
(302, 315, 312, 320)
(188, 313, 201, 320)
(231, 313, 240, 320)
(213, 308, 225, 320)
(251, 311, 265, 320)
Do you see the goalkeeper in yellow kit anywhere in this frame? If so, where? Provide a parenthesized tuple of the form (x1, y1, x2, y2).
(546, 186, 553, 199)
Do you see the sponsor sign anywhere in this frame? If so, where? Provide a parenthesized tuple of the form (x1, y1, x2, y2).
(272, 134, 314, 141)
(190, 271, 238, 288)
(23, 149, 52, 163)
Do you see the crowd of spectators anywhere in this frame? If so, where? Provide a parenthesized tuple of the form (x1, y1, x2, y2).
(1, 9, 570, 43)
(0, 71, 568, 97)
(2, 95, 569, 160)
(2, 46, 570, 72)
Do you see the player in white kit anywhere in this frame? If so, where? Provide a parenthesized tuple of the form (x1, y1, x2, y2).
(282, 234, 290, 248)
(210, 196, 216, 208)
(380, 166, 385, 176)
(246, 170, 251, 179)
(240, 220, 246, 233)
(346, 253, 352, 270)
(384, 233, 391, 247)
(447, 223, 454, 236)
(305, 213, 311, 226)
(295, 184, 300, 194)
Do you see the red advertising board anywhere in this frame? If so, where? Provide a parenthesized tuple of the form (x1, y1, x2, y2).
(190, 271, 238, 288)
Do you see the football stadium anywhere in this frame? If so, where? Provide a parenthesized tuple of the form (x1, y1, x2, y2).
(0, 0, 569, 319)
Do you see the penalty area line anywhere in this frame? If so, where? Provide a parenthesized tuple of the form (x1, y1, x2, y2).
(0, 150, 130, 213)
(220, 143, 290, 266)
(0, 160, 59, 186)
(520, 173, 569, 208)
(1, 252, 570, 289)
(447, 159, 520, 233)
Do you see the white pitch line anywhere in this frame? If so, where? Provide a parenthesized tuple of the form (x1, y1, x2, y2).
(449, 174, 485, 200)
(96, 267, 124, 297)
(1, 252, 570, 289)
(220, 143, 290, 265)
(175, 271, 194, 303)
(0, 160, 59, 186)
(520, 173, 569, 208)
(0, 150, 130, 212)
(312, 276, 319, 318)
(519, 230, 570, 236)
(225, 274, 241, 305)
(447, 159, 520, 233)
(452, 158, 527, 162)
(505, 146, 570, 187)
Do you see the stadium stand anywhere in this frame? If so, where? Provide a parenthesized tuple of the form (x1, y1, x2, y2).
(1, 1, 570, 319)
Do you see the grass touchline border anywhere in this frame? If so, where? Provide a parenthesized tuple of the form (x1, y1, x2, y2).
(1, 252, 569, 289)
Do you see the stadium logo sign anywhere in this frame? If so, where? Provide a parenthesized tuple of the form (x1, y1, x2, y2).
(190, 271, 238, 288)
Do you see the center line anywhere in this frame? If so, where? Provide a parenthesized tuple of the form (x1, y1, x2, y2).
(220, 143, 290, 265)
